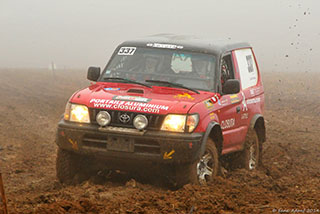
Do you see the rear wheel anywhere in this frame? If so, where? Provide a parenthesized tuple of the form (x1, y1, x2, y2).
(241, 129, 260, 170)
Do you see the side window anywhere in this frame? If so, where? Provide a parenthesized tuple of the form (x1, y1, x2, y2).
(221, 54, 235, 87)
(234, 48, 258, 89)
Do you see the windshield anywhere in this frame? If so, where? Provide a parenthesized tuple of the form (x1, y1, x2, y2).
(100, 47, 216, 91)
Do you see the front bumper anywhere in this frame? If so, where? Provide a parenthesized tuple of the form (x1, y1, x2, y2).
(56, 119, 204, 165)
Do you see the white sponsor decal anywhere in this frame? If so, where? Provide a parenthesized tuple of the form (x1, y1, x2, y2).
(113, 95, 150, 103)
(241, 113, 249, 120)
(235, 48, 258, 90)
(250, 89, 255, 96)
(241, 92, 248, 112)
(250, 87, 262, 96)
(220, 98, 228, 106)
(118, 47, 136, 55)
(250, 76, 257, 81)
(254, 86, 262, 95)
(146, 43, 183, 49)
(104, 88, 120, 91)
(90, 99, 169, 114)
(221, 118, 235, 130)
(246, 97, 261, 105)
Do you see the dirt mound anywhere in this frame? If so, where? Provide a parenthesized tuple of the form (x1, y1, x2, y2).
(0, 69, 319, 213)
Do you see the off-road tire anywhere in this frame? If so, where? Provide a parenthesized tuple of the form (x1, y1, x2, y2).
(241, 128, 260, 170)
(172, 138, 219, 188)
(56, 148, 82, 185)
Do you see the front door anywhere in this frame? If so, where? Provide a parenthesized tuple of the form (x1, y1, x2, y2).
(218, 53, 244, 154)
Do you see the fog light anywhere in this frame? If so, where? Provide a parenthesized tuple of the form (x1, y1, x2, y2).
(133, 114, 148, 130)
(96, 111, 111, 126)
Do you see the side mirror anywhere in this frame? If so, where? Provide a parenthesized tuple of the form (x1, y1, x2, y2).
(87, 67, 101, 81)
(222, 79, 240, 94)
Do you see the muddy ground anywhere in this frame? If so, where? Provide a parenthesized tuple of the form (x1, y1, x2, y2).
(0, 69, 319, 213)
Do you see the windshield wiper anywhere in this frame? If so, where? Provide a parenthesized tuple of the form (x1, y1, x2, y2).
(103, 77, 152, 88)
(145, 80, 200, 94)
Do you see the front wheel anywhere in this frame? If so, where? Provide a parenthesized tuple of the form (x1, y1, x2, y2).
(172, 138, 219, 187)
(56, 148, 93, 185)
(56, 148, 80, 184)
(193, 138, 219, 185)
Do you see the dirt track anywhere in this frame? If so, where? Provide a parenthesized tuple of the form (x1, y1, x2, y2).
(0, 69, 319, 213)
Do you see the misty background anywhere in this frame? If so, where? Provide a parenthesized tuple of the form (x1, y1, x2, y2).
(0, 0, 319, 72)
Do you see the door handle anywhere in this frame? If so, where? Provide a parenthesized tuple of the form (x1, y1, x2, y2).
(236, 106, 240, 113)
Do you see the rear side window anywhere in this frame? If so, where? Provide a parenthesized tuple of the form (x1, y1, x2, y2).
(234, 48, 258, 89)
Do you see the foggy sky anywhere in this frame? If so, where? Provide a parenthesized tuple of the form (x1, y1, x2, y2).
(0, 0, 319, 72)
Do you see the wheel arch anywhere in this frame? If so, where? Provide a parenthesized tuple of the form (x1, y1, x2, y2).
(200, 122, 224, 157)
(250, 114, 266, 143)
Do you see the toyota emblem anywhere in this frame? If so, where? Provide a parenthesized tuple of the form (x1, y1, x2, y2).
(119, 113, 131, 123)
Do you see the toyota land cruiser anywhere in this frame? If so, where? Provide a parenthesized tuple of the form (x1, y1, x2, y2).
(55, 34, 266, 186)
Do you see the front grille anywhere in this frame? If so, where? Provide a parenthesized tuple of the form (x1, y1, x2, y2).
(89, 109, 165, 130)
(82, 134, 160, 154)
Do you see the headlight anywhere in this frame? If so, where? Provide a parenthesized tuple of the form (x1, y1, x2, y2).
(161, 114, 199, 133)
(161, 114, 186, 132)
(96, 111, 111, 126)
(64, 103, 90, 123)
(133, 114, 148, 130)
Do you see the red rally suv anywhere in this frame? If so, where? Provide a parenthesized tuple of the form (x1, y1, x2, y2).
(56, 34, 266, 186)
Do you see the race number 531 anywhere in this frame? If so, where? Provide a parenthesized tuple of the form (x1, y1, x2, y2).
(118, 47, 136, 55)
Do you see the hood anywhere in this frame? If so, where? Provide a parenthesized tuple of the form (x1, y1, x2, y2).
(70, 82, 217, 115)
